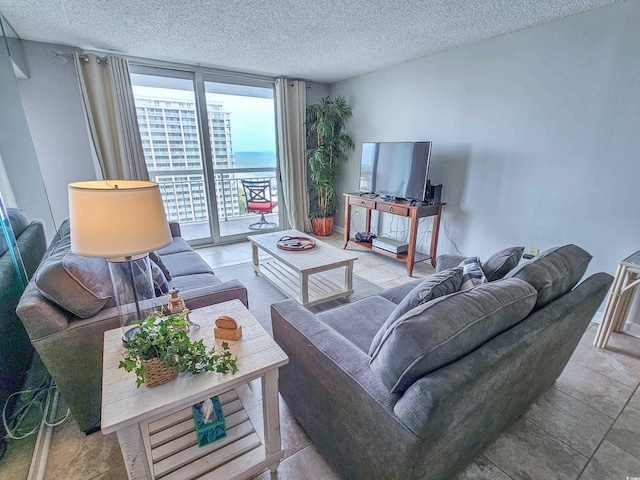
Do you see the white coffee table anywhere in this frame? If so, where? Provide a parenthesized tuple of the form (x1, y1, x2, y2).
(248, 229, 358, 307)
(101, 300, 289, 480)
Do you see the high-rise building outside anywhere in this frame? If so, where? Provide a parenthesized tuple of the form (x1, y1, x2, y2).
(135, 96, 242, 223)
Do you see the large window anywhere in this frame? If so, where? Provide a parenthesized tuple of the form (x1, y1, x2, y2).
(130, 67, 279, 243)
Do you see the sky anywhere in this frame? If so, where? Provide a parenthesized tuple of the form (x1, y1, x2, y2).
(132, 85, 276, 153)
(208, 93, 276, 153)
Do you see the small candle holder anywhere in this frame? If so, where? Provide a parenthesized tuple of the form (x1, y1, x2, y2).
(167, 288, 199, 329)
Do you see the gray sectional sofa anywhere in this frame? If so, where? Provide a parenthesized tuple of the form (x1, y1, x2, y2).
(17, 220, 247, 433)
(0, 209, 46, 443)
(271, 244, 613, 480)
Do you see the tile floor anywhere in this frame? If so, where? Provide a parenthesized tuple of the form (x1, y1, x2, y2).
(20, 233, 640, 480)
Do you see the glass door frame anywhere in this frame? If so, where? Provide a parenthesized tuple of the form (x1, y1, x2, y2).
(130, 65, 217, 246)
(130, 64, 284, 246)
(198, 72, 283, 244)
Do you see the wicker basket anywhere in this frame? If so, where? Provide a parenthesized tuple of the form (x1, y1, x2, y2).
(143, 357, 179, 387)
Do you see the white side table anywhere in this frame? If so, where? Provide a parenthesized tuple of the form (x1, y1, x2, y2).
(101, 300, 289, 479)
(594, 252, 640, 348)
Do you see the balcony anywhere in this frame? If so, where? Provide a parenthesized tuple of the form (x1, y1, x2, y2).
(148, 167, 279, 241)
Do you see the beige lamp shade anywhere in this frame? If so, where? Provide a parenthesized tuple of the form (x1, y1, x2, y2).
(68, 180, 171, 260)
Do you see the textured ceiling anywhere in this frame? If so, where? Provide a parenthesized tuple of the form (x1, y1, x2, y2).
(0, 0, 620, 83)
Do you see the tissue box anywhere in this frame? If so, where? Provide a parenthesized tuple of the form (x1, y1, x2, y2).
(192, 396, 226, 447)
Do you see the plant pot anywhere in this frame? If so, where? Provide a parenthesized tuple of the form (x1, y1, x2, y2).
(312, 217, 333, 236)
(143, 357, 178, 387)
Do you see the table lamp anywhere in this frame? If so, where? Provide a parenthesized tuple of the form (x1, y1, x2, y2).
(68, 180, 172, 338)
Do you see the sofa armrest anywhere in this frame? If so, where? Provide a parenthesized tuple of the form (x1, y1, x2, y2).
(168, 221, 181, 238)
(271, 299, 421, 479)
(436, 253, 467, 272)
(179, 280, 248, 309)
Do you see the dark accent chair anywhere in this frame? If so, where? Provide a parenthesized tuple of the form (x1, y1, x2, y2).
(240, 179, 277, 229)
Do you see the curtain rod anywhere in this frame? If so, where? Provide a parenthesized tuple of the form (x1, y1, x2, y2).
(287, 81, 313, 89)
(52, 50, 317, 86)
(51, 51, 109, 64)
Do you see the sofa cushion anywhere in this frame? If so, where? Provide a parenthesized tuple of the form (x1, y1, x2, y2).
(318, 296, 397, 353)
(151, 261, 169, 296)
(459, 257, 487, 291)
(482, 246, 524, 282)
(368, 268, 463, 355)
(8, 208, 30, 238)
(149, 251, 172, 281)
(370, 278, 537, 393)
(170, 272, 221, 291)
(156, 237, 193, 256)
(378, 278, 422, 305)
(161, 251, 213, 278)
(35, 248, 115, 319)
(504, 244, 592, 310)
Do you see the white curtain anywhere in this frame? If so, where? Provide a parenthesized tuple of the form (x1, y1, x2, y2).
(74, 53, 148, 181)
(275, 78, 309, 232)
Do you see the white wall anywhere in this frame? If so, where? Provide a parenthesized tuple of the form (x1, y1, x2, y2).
(306, 82, 330, 105)
(17, 41, 97, 228)
(330, 0, 640, 278)
(0, 39, 55, 236)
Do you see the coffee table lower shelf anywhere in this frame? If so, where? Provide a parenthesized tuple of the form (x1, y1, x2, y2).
(144, 387, 280, 480)
(254, 259, 353, 307)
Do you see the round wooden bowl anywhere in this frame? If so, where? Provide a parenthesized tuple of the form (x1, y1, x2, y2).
(276, 236, 316, 251)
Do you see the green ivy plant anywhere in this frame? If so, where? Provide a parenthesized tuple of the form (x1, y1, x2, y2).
(119, 310, 238, 388)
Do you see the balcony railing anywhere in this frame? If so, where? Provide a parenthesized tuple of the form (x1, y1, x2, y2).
(148, 167, 278, 225)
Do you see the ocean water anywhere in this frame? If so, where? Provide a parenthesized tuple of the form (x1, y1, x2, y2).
(234, 151, 276, 168)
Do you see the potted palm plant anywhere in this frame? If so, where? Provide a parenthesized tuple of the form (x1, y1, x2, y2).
(306, 96, 354, 236)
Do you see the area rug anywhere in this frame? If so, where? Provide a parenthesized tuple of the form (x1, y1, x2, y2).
(214, 261, 383, 334)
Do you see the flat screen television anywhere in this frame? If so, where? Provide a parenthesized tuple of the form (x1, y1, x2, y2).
(358, 141, 432, 202)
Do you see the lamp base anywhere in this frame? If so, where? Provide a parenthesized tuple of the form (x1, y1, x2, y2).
(122, 326, 141, 346)
(108, 256, 156, 336)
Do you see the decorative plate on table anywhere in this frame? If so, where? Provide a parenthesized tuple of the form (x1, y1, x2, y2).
(276, 236, 316, 251)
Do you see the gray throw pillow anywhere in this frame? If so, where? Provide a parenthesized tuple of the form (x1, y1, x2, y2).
(482, 246, 525, 282)
(35, 249, 115, 318)
(149, 261, 169, 296)
(458, 257, 487, 291)
(149, 251, 172, 281)
(504, 244, 592, 310)
(370, 278, 538, 394)
(368, 267, 463, 356)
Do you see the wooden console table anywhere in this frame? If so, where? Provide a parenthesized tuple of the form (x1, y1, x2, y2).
(343, 193, 444, 276)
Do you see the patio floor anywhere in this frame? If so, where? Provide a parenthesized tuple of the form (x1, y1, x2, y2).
(179, 213, 280, 242)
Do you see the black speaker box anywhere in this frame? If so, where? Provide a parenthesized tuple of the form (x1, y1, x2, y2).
(428, 184, 442, 204)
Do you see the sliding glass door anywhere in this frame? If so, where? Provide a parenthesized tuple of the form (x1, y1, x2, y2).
(130, 66, 280, 245)
(202, 78, 279, 238)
